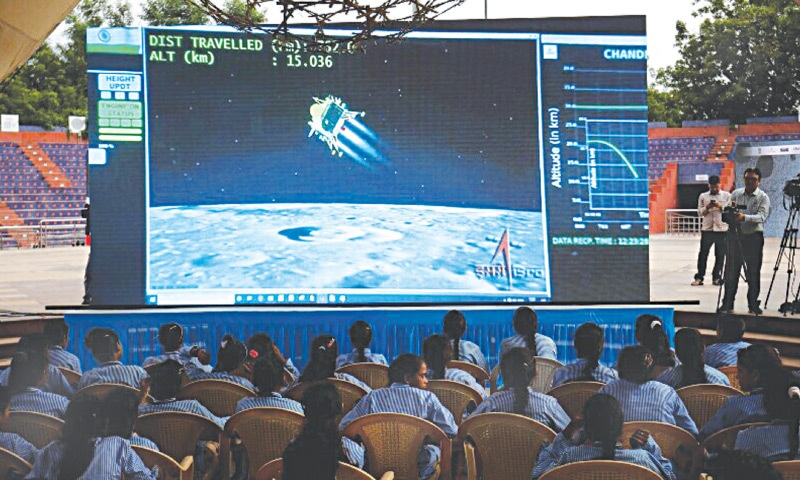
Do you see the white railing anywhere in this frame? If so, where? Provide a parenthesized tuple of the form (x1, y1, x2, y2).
(0, 225, 39, 249)
(665, 209, 701, 235)
(38, 218, 86, 248)
(0, 219, 86, 249)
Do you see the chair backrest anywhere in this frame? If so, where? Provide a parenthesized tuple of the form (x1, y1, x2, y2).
(336, 363, 390, 390)
(135, 411, 223, 463)
(546, 381, 605, 419)
(426, 379, 484, 425)
(177, 379, 256, 417)
(131, 444, 194, 480)
(0, 446, 32, 479)
(490, 357, 565, 394)
(531, 357, 564, 393)
(56, 366, 81, 388)
(342, 412, 451, 480)
(457, 412, 556, 480)
(773, 460, 800, 480)
(702, 422, 771, 452)
(620, 421, 703, 480)
(446, 361, 490, 385)
(223, 407, 305, 480)
(78, 382, 148, 402)
(285, 378, 368, 425)
(717, 366, 739, 390)
(255, 458, 381, 480)
(537, 460, 663, 480)
(0, 411, 63, 449)
(676, 384, 742, 430)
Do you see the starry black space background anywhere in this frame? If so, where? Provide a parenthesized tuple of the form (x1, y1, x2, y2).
(145, 30, 540, 210)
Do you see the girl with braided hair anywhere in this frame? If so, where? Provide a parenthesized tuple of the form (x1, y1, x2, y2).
(733, 369, 800, 461)
(700, 343, 786, 440)
(551, 323, 618, 387)
(599, 346, 698, 435)
(336, 320, 388, 368)
(532, 393, 676, 479)
(470, 348, 568, 431)
(500, 306, 557, 360)
(297, 334, 371, 391)
(635, 314, 676, 373)
(656, 328, 729, 389)
(442, 310, 489, 372)
(422, 334, 487, 398)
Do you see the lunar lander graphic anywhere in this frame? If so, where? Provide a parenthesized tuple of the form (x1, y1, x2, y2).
(308, 95, 365, 157)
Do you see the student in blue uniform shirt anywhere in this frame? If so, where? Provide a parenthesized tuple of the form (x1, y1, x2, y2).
(43, 320, 81, 373)
(700, 343, 784, 441)
(139, 360, 225, 480)
(282, 381, 365, 479)
(733, 370, 800, 462)
(26, 393, 157, 480)
(532, 393, 676, 480)
(703, 314, 751, 368)
(78, 328, 149, 390)
(103, 387, 159, 451)
(500, 306, 557, 360)
(656, 328, 730, 389)
(551, 322, 618, 387)
(142, 322, 211, 372)
(0, 333, 74, 398)
(8, 351, 69, 419)
(471, 348, 570, 431)
(704, 450, 782, 480)
(0, 386, 38, 464)
(339, 354, 458, 480)
(186, 334, 255, 390)
(242, 333, 300, 385)
(139, 359, 226, 428)
(599, 346, 697, 436)
(297, 334, 371, 392)
(443, 310, 490, 372)
(336, 320, 388, 368)
(423, 334, 488, 398)
(235, 356, 303, 414)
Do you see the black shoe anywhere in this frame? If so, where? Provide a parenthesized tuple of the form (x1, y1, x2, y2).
(749, 305, 763, 315)
(717, 306, 734, 314)
(712, 279, 722, 286)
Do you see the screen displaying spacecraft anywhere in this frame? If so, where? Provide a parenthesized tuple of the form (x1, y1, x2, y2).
(85, 19, 650, 306)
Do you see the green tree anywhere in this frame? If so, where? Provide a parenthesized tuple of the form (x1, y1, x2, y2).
(658, 0, 800, 124)
(141, 0, 211, 26)
(222, 0, 266, 24)
(647, 87, 684, 128)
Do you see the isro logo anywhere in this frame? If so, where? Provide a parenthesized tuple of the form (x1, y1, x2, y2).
(475, 228, 545, 289)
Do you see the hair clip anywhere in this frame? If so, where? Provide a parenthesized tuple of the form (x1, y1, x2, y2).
(327, 338, 335, 348)
(789, 386, 800, 399)
(220, 339, 228, 349)
(650, 320, 662, 330)
(249, 349, 259, 359)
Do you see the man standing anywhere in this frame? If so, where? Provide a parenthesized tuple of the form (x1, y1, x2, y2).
(720, 168, 770, 315)
(692, 175, 730, 286)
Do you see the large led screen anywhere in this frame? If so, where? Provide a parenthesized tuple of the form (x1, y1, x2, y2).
(86, 17, 649, 307)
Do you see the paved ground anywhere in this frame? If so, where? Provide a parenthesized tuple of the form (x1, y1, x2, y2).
(0, 235, 796, 317)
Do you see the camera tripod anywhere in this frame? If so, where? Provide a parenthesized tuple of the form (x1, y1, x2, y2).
(765, 197, 800, 314)
(716, 223, 750, 312)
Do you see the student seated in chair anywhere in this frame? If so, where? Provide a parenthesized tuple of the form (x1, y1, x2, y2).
(532, 393, 676, 480)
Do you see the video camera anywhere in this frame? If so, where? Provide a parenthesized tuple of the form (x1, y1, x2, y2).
(785, 174, 800, 198)
(722, 204, 745, 227)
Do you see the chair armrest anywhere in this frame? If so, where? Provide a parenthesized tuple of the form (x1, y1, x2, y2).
(463, 441, 477, 480)
(178, 455, 194, 471)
